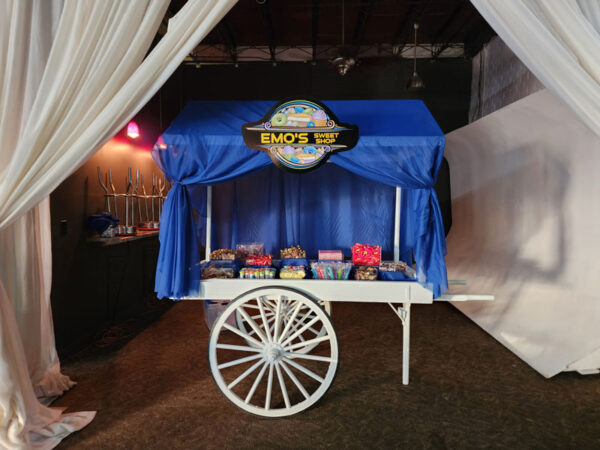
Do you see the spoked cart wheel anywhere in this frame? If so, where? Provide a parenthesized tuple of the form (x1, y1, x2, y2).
(235, 300, 332, 354)
(208, 287, 339, 417)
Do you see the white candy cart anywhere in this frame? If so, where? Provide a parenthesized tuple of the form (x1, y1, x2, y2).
(182, 188, 492, 418)
(154, 99, 493, 417)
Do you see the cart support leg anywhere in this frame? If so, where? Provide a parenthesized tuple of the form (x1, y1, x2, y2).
(387, 301, 411, 385)
(402, 302, 410, 385)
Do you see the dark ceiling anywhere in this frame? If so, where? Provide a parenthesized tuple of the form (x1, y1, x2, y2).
(167, 0, 495, 62)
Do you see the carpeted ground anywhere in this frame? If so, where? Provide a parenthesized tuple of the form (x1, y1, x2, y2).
(54, 301, 600, 449)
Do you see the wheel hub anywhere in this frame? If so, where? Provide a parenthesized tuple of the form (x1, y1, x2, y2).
(264, 343, 283, 362)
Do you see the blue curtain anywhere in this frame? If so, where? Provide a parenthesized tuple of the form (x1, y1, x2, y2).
(153, 100, 448, 299)
(192, 164, 415, 262)
(330, 135, 447, 295)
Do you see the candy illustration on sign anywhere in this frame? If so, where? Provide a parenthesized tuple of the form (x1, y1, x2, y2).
(242, 99, 359, 172)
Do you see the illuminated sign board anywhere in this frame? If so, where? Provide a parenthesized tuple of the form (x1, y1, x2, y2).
(242, 99, 359, 172)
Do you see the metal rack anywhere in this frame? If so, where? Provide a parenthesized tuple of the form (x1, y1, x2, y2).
(97, 166, 169, 236)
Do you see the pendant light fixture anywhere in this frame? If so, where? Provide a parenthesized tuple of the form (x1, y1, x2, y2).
(406, 23, 425, 91)
(126, 121, 140, 139)
(331, 0, 355, 76)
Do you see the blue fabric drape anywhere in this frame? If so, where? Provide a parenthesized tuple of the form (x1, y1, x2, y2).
(153, 100, 448, 299)
(330, 136, 447, 296)
(154, 182, 200, 299)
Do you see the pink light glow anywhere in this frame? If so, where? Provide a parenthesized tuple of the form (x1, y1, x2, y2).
(156, 135, 167, 149)
(126, 121, 140, 139)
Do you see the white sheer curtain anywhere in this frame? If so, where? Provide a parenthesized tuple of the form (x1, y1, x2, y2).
(470, 0, 600, 136)
(1, 197, 74, 405)
(469, 36, 544, 122)
(446, 89, 600, 377)
(0, 0, 73, 406)
(0, 0, 236, 448)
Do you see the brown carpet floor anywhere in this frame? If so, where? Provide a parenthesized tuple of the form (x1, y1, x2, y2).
(54, 301, 600, 449)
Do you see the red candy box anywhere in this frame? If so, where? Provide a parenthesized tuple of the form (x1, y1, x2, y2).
(246, 254, 272, 266)
(351, 243, 381, 266)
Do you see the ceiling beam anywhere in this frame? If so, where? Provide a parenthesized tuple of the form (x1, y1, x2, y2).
(352, 0, 375, 46)
(312, 0, 319, 62)
(463, 20, 495, 57)
(432, 11, 474, 58)
(221, 20, 237, 63)
(391, 3, 416, 47)
(431, 2, 464, 47)
(260, 1, 277, 63)
(391, 0, 433, 52)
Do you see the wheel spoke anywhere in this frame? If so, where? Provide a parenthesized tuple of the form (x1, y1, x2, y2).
(222, 323, 264, 347)
(279, 360, 310, 400)
(285, 318, 301, 336)
(294, 313, 322, 336)
(265, 299, 279, 311)
(277, 301, 303, 345)
(306, 325, 321, 336)
(281, 316, 320, 348)
(284, 352, 333, 363)
(237, 307, 269, 344)
(273, 297, 283, 342)
(251, 312, 274, 320)
(228, 358, 265, 389)
(257, 297, 273, 343)
(275, 362, 291, 409)
(282, 356, 324, 383)
(265, 362, 274, 410)
(218, 353, 263, 370)
(268, 322, 276, 337)
(241, 304, 260, 309)
(216, 343, 263, 353)
(280, 307, 314, 343)
(282, 300, 299, 319)
(286, 318, 314, 344)
(245, 361, 269, 404)
(285, 335, 330, 351)
(247, 314, 275, 328)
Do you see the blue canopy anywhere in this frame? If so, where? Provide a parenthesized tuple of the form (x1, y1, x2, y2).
(153, 99, 448, 299)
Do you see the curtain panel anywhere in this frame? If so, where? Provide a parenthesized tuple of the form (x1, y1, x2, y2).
(0, 0, 237, 448)
(470, 0, 600, 136)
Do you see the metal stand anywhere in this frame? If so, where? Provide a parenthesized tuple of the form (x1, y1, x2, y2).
(97, 166, 170, 235)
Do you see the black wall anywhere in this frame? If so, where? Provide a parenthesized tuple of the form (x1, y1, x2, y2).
(158, 58, 471, 134)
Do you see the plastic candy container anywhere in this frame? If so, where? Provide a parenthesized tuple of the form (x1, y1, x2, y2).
(236, 243, 265, 260)
(354, 266, 378, 281)
(239, 267, 276, 279)
(310, 262, 352, 280)
(246, 254, 272, 266)
(280, 245, 306, 259)
(201, 264, 235, 279)
(379, 261, 417, 280)
(279, 266, 306, 279)
(318, 250, 343, 261)
(351, 243, 381, 266)
(210, 249, 236, 260)
(379, 261, 408, 272)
